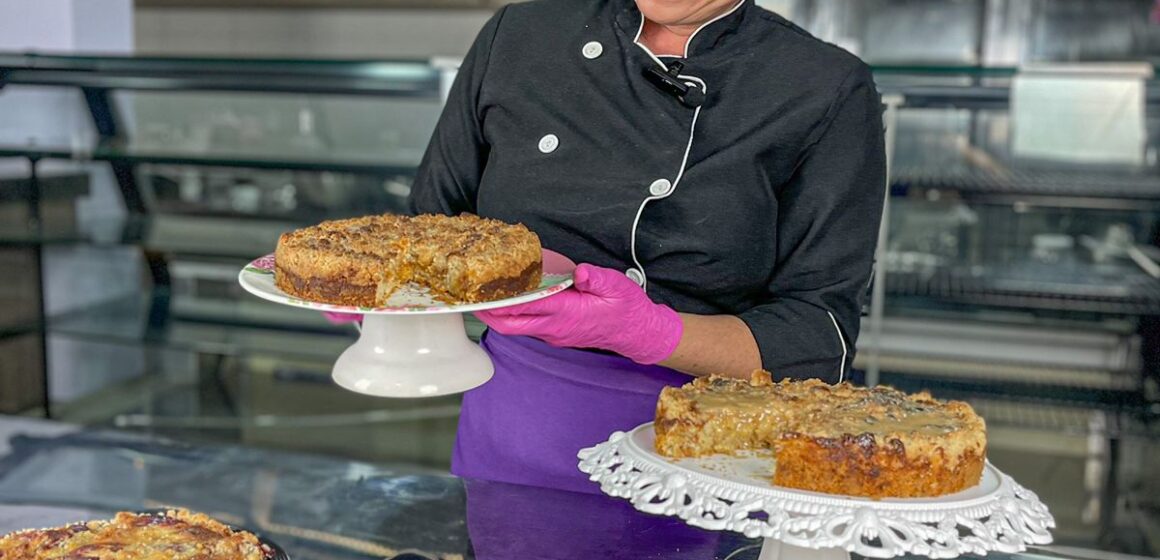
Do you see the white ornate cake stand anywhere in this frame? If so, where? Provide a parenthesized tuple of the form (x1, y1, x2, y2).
(238, 250, 574, 398)
(579, 424, 1054, 560)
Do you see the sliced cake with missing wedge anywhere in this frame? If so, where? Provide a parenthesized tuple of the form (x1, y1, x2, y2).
(655, 372, 986, 499)
(274, 213, 542, 306)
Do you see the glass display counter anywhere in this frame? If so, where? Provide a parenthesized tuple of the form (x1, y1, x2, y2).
(1, 52, 1158, 553)
(1, 417, 1150, 560)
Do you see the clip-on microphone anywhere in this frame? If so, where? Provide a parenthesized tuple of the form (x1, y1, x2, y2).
(642, 60, 704, 108)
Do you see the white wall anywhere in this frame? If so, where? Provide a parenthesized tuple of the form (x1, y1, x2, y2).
(135, 8, 494, 59)
(0, 1, 79, 50)
(0, 0, 134, 213)
(0, 0, 144, 404)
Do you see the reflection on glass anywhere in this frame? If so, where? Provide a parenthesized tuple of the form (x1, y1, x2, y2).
(0, 429, 768, 559)
(141, 165, 412, 220)
(114, 91, 441, 167)
(772, 0, 1160, 66)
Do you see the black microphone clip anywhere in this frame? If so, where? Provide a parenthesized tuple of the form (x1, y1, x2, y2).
(642, 60, 704, 108)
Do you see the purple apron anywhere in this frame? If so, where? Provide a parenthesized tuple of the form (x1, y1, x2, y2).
(465, 479, 720, 558)
(451, 331, 691, 494)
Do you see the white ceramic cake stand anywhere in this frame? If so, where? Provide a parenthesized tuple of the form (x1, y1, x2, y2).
(579, 424, 1055, 560)
(238, 250, 575, 398)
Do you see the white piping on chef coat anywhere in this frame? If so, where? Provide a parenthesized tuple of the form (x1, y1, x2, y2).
(626, 2, 747, 292)
(629, 1, 848, 381)
(625, 77, 702, 292)
(627, 7, 730, 292)
(826, 311, 847, 383)
(682, 0, 747, 59)
(630, 0, 745, 65)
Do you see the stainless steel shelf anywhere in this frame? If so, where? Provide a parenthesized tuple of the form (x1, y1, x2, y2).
(885, 267, 1160, 316)
(894, 165, 1160, 203)
(876, 369, 1153, 418)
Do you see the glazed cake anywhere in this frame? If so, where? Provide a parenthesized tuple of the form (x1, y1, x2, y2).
(0, 509, 275, 560)
(274, 213, 542, 306)
(655, 372, 986, 499)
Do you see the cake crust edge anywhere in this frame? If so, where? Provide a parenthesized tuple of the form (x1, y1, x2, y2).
(0, 509, 274, 560)
(654, 372, 987, 499)
(272, 214, 543, 307)
(773, 432, 986, 499)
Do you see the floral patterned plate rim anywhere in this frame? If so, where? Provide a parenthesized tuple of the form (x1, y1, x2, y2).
(238, 249, 574, 315)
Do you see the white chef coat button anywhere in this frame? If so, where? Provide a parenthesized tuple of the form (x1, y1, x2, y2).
(538, 134, 559, 154)
(649, 178, 673, 196)
(582, 41, 604, 59)
(625, 268, 645, 286)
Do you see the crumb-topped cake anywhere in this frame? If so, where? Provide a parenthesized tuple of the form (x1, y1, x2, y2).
(655, 372, 986, 499)
(0, 509, 276, 560)
(274, 213, 542, 306)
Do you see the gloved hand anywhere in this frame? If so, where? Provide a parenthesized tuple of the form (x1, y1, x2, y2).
(323, 311, 362, 325)
(474, 263, 683, 364)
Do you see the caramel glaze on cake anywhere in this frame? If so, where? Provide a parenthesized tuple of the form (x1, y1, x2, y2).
(274, 213, 542, 307)
(0, 509, 275, 560)
(655, 372, 986, 499)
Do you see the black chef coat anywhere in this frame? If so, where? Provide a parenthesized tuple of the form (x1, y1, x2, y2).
(408, 0, 886, 383)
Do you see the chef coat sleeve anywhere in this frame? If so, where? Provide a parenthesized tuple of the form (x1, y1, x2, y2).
(407, 7, 507, 216)
(738, 64, 885, 384)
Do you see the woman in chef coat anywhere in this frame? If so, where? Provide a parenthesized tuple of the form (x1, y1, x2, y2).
(406, 0, 884, 493)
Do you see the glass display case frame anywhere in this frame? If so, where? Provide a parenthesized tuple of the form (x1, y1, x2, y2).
(2, 56, 1160, 542)
(0, 53, 457, 430)
(2, 53, 1159, 415)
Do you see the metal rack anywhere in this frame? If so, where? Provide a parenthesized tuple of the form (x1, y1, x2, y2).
(0, 53, 450, 419)
(884, 267, 1160, 315)
(0, 53, 442, 211)
(2, 53, 1157, 420)
(894, 166, 1160, 203)
(863, 68, 1160, 417)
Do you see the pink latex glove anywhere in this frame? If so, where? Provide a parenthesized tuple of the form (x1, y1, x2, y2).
(323, 311, 362, 325)
(474, 263, 684, 364)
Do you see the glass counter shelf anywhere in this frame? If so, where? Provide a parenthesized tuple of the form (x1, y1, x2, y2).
(39, 289, 484, 354)
(893, 165, 1160, 204)
(49, 291, 354, 360)
(1, 416, 1158, 558)
(45, 290, 487, 357)
(0, 53, 442, 97)
(0, 214, 148, 248)
(884, 263, 1160, 316)
(0, 214, 286, 257)
(0, 214, 319, 256)
(0, 140, 421, 176)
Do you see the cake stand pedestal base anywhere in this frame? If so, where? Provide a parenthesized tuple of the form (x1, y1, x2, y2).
(332, 313, 493, 398)
(758, 540, 848, 560)
(239, 250, 574, 398)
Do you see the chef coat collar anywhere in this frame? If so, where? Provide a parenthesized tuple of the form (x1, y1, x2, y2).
(613, 0, 752, 60)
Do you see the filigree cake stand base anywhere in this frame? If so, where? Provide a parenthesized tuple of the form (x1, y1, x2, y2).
(578, 424, 1054, 560)
(238, 251, 575, 398)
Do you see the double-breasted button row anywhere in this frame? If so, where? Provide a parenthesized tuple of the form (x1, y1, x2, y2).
(649, 178, 673, 197)
(625, 267, 645, 286)
(582, 41, 603, 59)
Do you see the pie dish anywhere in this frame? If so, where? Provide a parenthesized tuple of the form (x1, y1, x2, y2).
(654, 372, 986, 498)
(274, 213, 542, 307)
(0, 509, 281, 560)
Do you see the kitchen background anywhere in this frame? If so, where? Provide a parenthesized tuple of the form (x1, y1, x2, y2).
(0, 0, 1158, 556)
